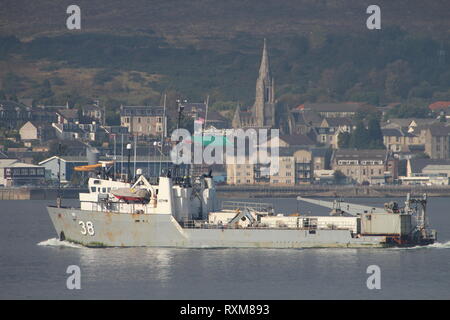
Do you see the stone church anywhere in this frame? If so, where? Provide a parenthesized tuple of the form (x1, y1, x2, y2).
(232, 39, 276, 129)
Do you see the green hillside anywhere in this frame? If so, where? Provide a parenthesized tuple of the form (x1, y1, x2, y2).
(0, 0, 449, 120)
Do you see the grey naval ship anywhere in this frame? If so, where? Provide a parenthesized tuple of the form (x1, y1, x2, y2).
(47, 169, 436, 248)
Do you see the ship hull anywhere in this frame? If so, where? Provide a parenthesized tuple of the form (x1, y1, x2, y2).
(47, 206, 424, 248)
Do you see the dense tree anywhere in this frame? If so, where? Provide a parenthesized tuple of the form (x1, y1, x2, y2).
(2, 28, 450, 110)
(367, 117, 385, 149)
(36, 79, 54, 99)
(333, 170, 346, 184)
(337, 132, 350, 149)
(349, 121, 370, 149)
(385, 101, 431, 119)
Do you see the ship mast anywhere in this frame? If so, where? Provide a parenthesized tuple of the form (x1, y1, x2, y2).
(158, 94, 167, 177)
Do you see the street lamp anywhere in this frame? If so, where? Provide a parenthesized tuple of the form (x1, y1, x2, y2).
(126, 143, 132, 182)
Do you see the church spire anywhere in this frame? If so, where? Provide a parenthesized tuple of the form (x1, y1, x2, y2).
(258, 38, 270, 79)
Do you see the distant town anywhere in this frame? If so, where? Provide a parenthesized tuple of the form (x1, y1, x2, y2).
(1, 41, 450, 190)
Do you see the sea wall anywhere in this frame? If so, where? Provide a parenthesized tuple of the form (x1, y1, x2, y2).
(0, 188, 86, 200)
(216, 185, 450, 198)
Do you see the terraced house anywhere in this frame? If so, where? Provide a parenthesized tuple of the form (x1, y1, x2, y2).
(332, 149, 398, 185)
(120, 105, 166, 137)
(381, 127, 421, 152)
(226, 147, 317, 186)
(419, 124, 450, 159)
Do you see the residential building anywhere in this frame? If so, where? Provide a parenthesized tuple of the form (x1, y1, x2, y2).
(39, 155, 188, 184)
(0, 158, 45, 186)
(56, 109, 79, 124)
(320, 118, 353, 133)
(82, 104, 103, 122)
(420, 124, 450, 159)
(226, 161, 256, 185)
(262, 134, 316, 148)
(406, 158, 450, 177)
(400, 158, 450, 185)
(52, 122, 106, 142)
(382, 118, 437, 134)
(288, 109, 323, 135)
(381, 128, 422, 152)
(19, 121, 55, 142)
(332, 149, 398, 184)
(226, 147, 315, 186)
(295, 102, 368, 118)
(293, 149, 313, 184)
(316, 118, 353, 148)
(0, 101, 55, 128)
(120, 105, 166, 137)
(311, 148, 332, 171)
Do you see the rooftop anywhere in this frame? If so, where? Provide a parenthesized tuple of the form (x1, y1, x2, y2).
(381, 128, 416, 138)
(279, 134, 316, 146)
(323, 117, 353, 127)
(429, 101, 450, 111)
(56, 109, 79, 120)
(334, 149, 388, 161)
(409, 158, 450, 173)
(120, 106, 164, 117)
(296, 102, 367, 113)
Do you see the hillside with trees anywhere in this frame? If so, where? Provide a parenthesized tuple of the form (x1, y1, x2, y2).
(0, 1, 449, 120)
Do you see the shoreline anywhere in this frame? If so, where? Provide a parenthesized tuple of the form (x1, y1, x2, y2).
(1, 185, 450, 200)
(216, 185, 450, 198)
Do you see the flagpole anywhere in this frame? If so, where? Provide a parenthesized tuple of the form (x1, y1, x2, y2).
(200, 95, 209, 175)
(113, 134, 116, 178)
(159, 94, 166, 177)
(133, 134, 137, 181)
(121, 133, 124, 181)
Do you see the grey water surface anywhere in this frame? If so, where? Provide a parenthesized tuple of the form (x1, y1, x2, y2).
(0, 197, 449, 299)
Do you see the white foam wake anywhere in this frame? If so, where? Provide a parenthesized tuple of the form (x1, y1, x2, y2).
(426, 241, 450, 249)
(389, 240, 450, 250)
(37, 238, 83, 248)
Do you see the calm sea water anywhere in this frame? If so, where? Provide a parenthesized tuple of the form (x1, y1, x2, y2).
(0, 197, 449, 300)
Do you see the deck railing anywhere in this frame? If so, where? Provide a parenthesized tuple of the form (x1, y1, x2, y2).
(180, 219, 354, 231)
(221, 200, 274, 213)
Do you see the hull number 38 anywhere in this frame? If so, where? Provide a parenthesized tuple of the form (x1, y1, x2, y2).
(79, 221, 95, 236)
